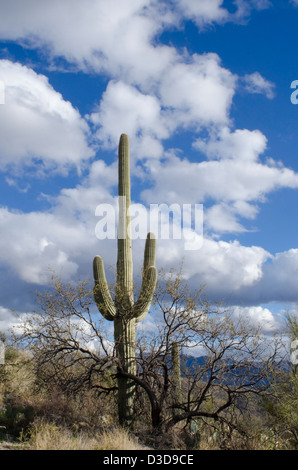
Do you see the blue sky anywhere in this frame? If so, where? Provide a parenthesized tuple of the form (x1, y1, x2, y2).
(1, 0, 298, 336)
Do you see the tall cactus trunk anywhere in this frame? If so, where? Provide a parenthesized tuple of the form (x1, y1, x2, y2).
(93, 134, 157, 427)
(115, 134, 135, 424)
(114, 317, 136, 424)
(116, 134, 133, 306)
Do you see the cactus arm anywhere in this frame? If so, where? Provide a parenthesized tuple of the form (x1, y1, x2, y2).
(133, 265, 157, 321)
(93, 255, 116, 321)
(133, 232, 157, 322)
(143, 232, 156, 270)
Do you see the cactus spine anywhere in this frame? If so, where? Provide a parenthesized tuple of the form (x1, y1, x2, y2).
(93, 134, 157, 425)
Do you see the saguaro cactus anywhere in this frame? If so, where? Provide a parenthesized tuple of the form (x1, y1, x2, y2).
(93, 133, 157, 425)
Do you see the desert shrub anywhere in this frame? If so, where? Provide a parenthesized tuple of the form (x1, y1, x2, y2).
(0, 340, 36, 440)
(0, 402, 34, 439)
(31, 386, 118, 432)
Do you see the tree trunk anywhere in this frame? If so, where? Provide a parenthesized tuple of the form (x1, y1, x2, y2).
(151, 405, 163, 429)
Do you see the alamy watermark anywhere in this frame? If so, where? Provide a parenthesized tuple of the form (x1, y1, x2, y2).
(95, 198, 203, 251)
(0, 80, 5, 105)
(290, 339, 298, 365)
(290, 80, 298, 104)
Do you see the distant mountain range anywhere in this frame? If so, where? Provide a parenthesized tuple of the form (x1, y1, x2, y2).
(178, 355, 291, 387)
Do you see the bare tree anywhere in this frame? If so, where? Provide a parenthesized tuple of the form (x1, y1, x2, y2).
(131, 268, 286, 433)
(13, 271, 286, 436)
(14, 278, 117, 397)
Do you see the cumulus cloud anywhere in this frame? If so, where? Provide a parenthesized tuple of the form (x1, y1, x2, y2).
(89, 52, 236, 142)
(0, 208, 82, 284)
(0, 205, 269, 302)
(178, 0, 228, 23)
(182, 238, 270, 295)
(141, 147, 298, 207)
(0, 156, 123, 293)
(172, 0, 272, 29)
(231, 305, 282, 334)
(89, 81, 169, 159)
(140, 126, 298, 237)
(194, 127, 268, 161)
(242, 72, 275, 99)
(250, 249, 298, 303)
(0, 166, 298, 318)
(88, 53, 237, 161)
(0, 1, 270, 77)
(159, 53, 236, 128)
(0, 306, 20, 335)
(230, 0, 272, 22)
(0, 2, 242, 170)
(0, 60, 94, 172)
(204, 203, 251, 234)
(204, 248, 298, 306)
(0, 0, 175, 84)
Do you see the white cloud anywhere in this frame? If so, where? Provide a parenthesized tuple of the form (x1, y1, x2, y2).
(88, 52, 237, 162)
(253, 249, 298, 303)
(0, 2, 245, 174)
(0, 0, 176, 84)
(0, 168, 298, 315)
(0, 208, 82, 284)
(207, 248, 298, 306)
(0, 1, 268, 90)
(173, 0, 271, 28)
(204, 203, 249, 234)
(140, 126, 298, 237)
(159, 53, 236, 128)
(230, 0, 272, 22)
(0, 156, 123, 290)
(174, 0, 229, 26)
(204, 199, 260, 235)
(242, 72, 275, 99)
(88, 55, 237, 163)
(250, 0, 272, 9)
(5, 177, 30, 193)
(141, 149, 298, 208)
(0, 60, 93, 172)
(182, 238, 270, 293)
(232, 305, 281, 333)
(0, 0, 267, 70)
(194, 127, 268, 161)
(0, 306, 21, 336)
(0, 161, 270, 303)
(89, 81, 169, 159)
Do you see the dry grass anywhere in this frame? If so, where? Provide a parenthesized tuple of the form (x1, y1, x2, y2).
(98, 428, 150, 450)
(24, 419, 150, 450)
